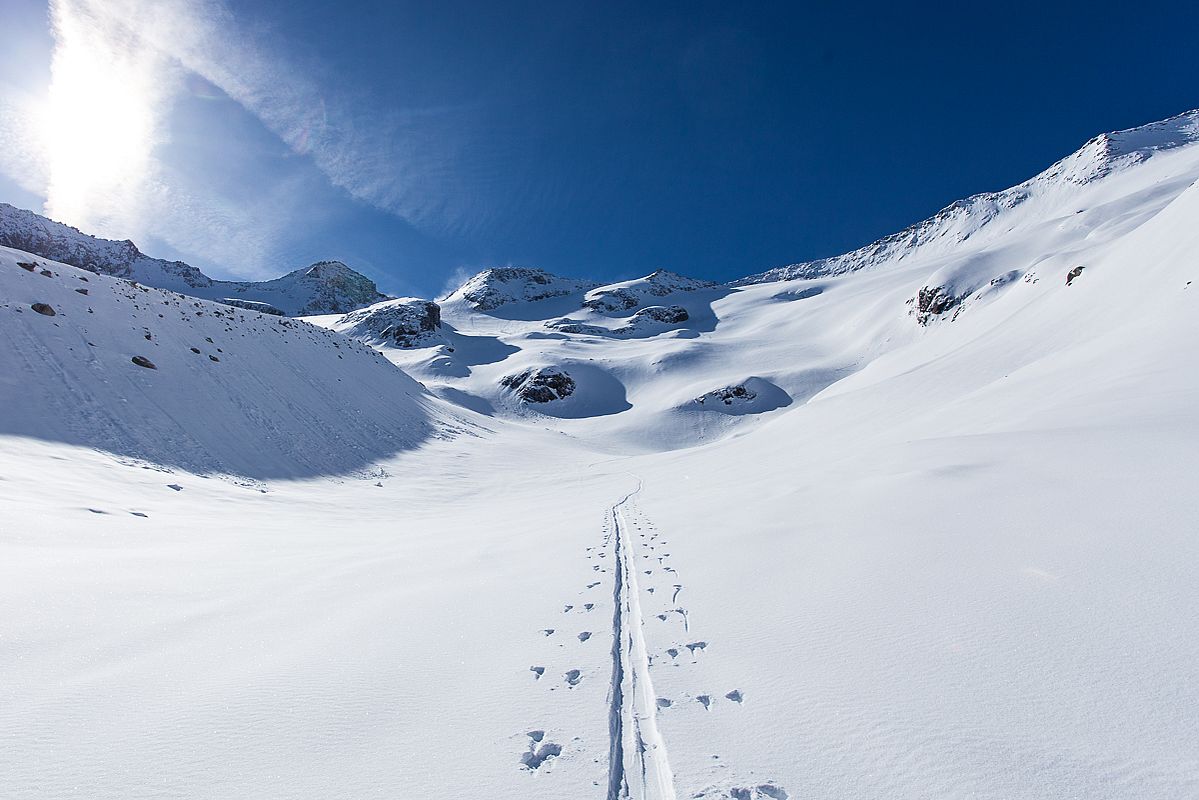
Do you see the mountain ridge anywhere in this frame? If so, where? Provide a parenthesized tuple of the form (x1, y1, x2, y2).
(736, 108, 1199, 285)
(0, 203, 391, 315)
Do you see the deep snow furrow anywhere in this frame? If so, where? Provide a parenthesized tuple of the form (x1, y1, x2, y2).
(607, 482, 676, 800)
(606, 502, 627, 800)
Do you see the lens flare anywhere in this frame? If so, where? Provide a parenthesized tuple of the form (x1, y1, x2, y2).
(38, 1, 166, 231)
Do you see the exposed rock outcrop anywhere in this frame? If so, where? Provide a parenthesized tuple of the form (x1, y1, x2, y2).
(501, 367, 576, 403)
(335, 298, 442, 348)
(914, 285, 965, 324)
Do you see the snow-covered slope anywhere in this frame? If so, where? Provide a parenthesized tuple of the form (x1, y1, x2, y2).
(739, 109, 1199, 283)
(3, 109, 1199, 800)
(0, 246, 441, 478)
(0, 203, 390, 315)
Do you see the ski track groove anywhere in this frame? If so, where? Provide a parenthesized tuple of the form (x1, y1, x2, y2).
(607, 478, 677, 800)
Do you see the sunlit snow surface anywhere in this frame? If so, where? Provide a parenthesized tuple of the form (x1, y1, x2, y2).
(3, 114, 1199, 798)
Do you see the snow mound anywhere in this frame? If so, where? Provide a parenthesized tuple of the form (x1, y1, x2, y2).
(544, 317, 609, 336)
(334, 297, 443, 348)
(0, 245, 436, 478)
(689, 377, 792, 415)
(446, 267, 599, 311)
(613, 305, 691, 336)
(585, 269, 719, 313)
(0, 203, 390, 315)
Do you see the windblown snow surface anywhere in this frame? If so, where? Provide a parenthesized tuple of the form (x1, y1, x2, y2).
(3, 112, 1199, 799)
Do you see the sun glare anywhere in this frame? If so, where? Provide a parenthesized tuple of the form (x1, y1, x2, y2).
(39, 2, 161, 229)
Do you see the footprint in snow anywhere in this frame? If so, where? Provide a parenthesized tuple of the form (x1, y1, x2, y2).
(520, 736, 563, 771)
(725, 689, 743, 703)
(686, 641, 708, 654)
(564, 669, 582, 687)
(696, 695, 711, 710)
(578, 631, 591, 642)
(530, 666, 545, 679)
(543, 629, 555, 636)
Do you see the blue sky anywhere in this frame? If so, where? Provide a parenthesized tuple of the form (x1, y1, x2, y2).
(1, 0, 1197, 297)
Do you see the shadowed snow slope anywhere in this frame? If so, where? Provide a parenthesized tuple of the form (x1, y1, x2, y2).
(0, 246, 440, 478)
(3, 110, 1199, 800)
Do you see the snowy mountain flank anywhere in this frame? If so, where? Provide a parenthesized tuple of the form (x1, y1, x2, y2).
(0, 203, 391, 315)
(3, 111, 1199, 800)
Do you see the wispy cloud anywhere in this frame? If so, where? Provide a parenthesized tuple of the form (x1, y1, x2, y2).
(78, 0, 506, 234)
(1, 0, 504, 278)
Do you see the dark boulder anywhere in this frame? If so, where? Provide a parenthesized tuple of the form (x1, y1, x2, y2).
(131, 355, 157, 369)
(30, 303, 56, 316)
(501, 367, 576, 403)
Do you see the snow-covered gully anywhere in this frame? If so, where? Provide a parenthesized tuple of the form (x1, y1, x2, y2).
(607, 480, 677, 800)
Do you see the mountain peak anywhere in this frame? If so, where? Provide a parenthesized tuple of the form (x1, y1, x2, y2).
(447, 267, 600, 311)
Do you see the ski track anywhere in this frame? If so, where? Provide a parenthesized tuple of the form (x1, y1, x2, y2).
(607, 478, 677, 800)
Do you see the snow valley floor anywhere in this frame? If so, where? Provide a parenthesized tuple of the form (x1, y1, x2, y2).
(2, 112, 1199, 799)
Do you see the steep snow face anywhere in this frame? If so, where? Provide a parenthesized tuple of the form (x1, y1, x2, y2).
(0, 204, 390, 315)
(740, 109, 1199, 283)
(0, 246, 440, 478)
(443, 267, 600, 312)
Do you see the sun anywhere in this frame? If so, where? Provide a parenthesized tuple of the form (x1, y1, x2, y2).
(38, 0, 162, 229)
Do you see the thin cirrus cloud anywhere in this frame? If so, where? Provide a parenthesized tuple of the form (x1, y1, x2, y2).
(5, 0, 501, 279)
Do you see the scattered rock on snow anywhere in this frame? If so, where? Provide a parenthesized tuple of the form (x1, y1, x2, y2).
(30, 303, 56, 316)
(696, 384, 755, 406)
(544, 317, 608, 335)
(632, 304, 689, 324)
(131, 355, 157, 370)
(1067, 265, 1085, 285)
(583, 287, 640, 313)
